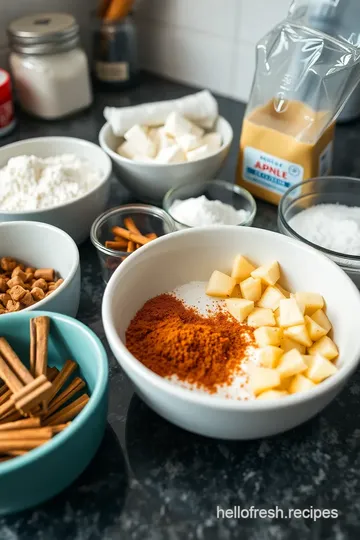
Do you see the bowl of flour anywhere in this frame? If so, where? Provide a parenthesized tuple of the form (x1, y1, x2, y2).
(0, 137, 112, 244)
(278, 176, 360, 288)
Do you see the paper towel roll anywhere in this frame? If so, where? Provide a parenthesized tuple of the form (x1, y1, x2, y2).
(104, 90, 218, 136)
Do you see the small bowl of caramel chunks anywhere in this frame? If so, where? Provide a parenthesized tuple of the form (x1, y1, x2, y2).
(0, 257, 63, 314)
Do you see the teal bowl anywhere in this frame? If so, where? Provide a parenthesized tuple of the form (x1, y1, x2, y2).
(0, 311, 109, 516)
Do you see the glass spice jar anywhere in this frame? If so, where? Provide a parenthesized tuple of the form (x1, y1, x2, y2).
(92, 14, 139, 89)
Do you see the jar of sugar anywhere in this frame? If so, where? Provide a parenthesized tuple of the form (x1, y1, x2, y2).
(8, 13, 93, 120)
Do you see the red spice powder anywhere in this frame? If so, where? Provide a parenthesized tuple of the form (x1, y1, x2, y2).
(125, 293, 255, 393)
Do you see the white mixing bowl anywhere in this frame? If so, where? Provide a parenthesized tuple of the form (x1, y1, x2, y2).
(0, 137, 112, 244)
(102, 226, 360, 440)
(99, 116, 233, 203)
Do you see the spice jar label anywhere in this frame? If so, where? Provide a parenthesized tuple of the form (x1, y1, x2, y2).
(95, 61, 129, 82)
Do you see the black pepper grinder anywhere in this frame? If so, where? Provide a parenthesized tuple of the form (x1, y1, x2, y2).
(92, 10, 139, 89)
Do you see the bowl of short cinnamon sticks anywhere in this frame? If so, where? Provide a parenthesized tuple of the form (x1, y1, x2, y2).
(0, 311, 108, 515)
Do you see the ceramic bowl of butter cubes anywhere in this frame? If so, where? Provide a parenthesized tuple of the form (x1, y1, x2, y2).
(103, 226, 360, 439)
(99, 112, 233, 204)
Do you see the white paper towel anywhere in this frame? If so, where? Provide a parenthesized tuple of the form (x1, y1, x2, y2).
(104, 90, 218, 136)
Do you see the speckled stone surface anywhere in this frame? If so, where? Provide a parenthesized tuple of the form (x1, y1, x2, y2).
(1, 74, 360, 539)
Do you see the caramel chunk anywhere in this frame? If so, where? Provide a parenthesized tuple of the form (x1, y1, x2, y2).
(31, 287, 45, 302)
(34, 268, 55, 281)
(1, 257, 17, 272)
(8, 285, 27, 302)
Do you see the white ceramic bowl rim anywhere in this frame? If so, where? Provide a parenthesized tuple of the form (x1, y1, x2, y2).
(99, 116, 233, 168)
(102, 225, 360, 411)
(0, 221, 79, 316)
(163, 179, 257, 228)
(0, 310, 108, 474)
(0, 137, 112, 215)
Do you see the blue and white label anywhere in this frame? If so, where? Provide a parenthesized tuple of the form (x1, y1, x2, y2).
(243, 147, 304, 195)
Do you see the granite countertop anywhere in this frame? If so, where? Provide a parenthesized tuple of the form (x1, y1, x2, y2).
(1, 74, 360, 540)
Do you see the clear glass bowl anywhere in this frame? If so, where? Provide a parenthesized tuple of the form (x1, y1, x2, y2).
(278, 176, 360, 288)
(90, 204, 176, 283)
(163, 179, 257, 230)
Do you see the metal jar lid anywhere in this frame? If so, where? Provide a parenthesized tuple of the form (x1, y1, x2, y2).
(7, 13, 79, 55)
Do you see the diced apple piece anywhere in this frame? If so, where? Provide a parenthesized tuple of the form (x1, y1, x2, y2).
(249, 366, 281, 396)
(295, 292, 324, 315)
(231, 255, 256, 283)
(240, 277, 262, 302)
(279, 298, 304, 328)
(258, 346, 283, 368)
(311, 309, 332, 334)
(278, 376, 293, 391)
(280, 337, 306, 354)
(284, 324, 312, 347)
(206, 270, 236, 298)
(305, 354, 338, 383)
(257, 286, 286, 311)
(251, 261, 280, 286)
(231, 284, 242, 298)
(302, 354, 315, 367)
(276, 284, 290, 298)
(308, 336, 338, 360)
(305, 315, 327, 342)
(288, 374, 316, 394)
(290, 293, 305, 314)
(277, 349, 307, 379)
(248, 307, 276, 328)
(225, 298, 254, 323)
(254, 326, 282, 347)
(257, 390, 288, 400)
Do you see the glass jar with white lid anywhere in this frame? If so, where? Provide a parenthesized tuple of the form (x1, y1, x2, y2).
(8, 12, 93, 120)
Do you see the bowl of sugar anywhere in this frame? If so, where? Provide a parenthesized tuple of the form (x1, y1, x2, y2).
(278, 176, 360, 288)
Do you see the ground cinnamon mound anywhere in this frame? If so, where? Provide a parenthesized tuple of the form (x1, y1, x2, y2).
(126, 294, 255, 393)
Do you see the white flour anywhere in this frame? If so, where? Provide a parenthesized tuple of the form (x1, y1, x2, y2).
(170, 281, 258, 400)
(289, 204, 360, 256)
(169, 195, 250, 227)
(0, 154, 101, 211)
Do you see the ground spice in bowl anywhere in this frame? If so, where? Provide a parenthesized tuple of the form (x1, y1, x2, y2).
(126, 294, 255, 393)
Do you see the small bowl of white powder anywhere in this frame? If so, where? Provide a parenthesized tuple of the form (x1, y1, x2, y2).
(278, 176, 360, 288)
(163, 179, 256, 230)
(0, 137, 112, 244)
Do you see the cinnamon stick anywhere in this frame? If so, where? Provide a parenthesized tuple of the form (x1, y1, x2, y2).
(46, 394, 89, 426)
(14, 376, 52, 414)
(51, 423, 70, 434)
(0, 338, 33, 386)
(0, 399, 16, 420)
(0, 427, 53, 440)
(111, 226, 151, 246)
(0, 387, 11, 407)
(0, 382, 6, 397)
(105, 241, 128, 251)
(113, 237, 128, 247)
(0, 417, 40, 431)
(44, 377, 85, 418)
(124, 217, 141, 235)
(0, 439, 49, 452)
(32, 317, 50, 378)
(46, 359, 77, 404)
(6, 450, 27, 456)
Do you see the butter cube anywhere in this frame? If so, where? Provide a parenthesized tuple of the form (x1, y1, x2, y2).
(225, 298, 254, 323)
(150, 127, 174, 153)
(117, 140, 137, 160)
(276, 284, 291, 298)
(305, 354, 337, 383)
(257, 390, 288, 400)
(295, 292, 324, 315)
(308, 336, 338, 360)
(206, 270, 236, 298)
(124, 124, 156, 158)
(305, 315, 327, 342)
(156, 145, 186, 164)
(254, 326, 283, 347)
(280, 337, 306, 354)
(251, 261, 280, 286)
(277, 349, 307, 379)
(284, 324, 313, 347)
(288, 374, 316, 394)
(186, 144, 212, 162)
(202, 132, 222, 153)
(258, 286, 286, 311)
(311, 309, 332, 334)
(240, 277, 262, 302)
(231, 255, 256, 283)
(164, 112, 204, 139)
(258, 346, 283, 368)
(249, 366, 281, 396)
(279, 298, 304, 328)
(248, 307, 276, 328)
(177, 134, 203, 152)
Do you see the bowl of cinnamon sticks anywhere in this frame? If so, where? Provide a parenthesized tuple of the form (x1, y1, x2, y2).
(91, 204, 176, 283)
(0, 311, 108, 515)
